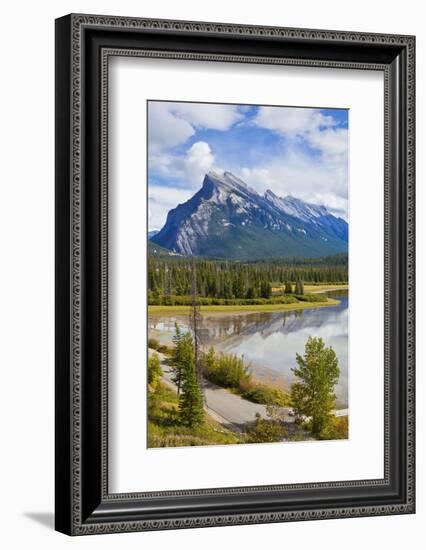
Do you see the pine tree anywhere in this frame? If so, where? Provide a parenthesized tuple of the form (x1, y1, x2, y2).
(295, 278, 304, 295)
(260, 281, 272, 299)
(284, 281, 293, 294)
(171, 323, 184, 393)
(291, 337, 340, 435)
(246, 286, 256, 299)
(178, 333, 204, 427)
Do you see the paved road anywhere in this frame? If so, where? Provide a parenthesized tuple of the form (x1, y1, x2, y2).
(149, 349, 291, 430)
(149, 349, 347, 431)
(201, 379, 286, 430)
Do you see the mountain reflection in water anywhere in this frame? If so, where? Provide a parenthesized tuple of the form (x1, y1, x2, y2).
(148, 291, 348, 407)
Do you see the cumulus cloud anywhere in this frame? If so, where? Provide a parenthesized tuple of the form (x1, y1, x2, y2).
(148, 141, 217, 228)
(184, 141, 215, 185)
(307, 127, 348, 156)
(172, 103, 243, 131)
(148, 101, 242, 152)
(255, 107, 335, 137)
(148, 185, 194, 231)
(149, 141, 215, 187)
(250, 106, 348, 218)
(148, 102, 194, 150)
(240, 147, 348, 220)
(254, 106, 348, 159)
(148, 102, 349, 228)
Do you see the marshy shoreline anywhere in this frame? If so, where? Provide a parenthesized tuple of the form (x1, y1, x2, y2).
(148, 284, 347, 316)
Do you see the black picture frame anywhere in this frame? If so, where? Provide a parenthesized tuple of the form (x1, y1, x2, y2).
(55, 13, 415, 535)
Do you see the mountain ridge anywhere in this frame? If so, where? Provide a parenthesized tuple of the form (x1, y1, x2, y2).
(151, 171, 348, 260)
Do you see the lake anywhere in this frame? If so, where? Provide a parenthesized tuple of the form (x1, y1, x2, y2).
(148, 291, 348, 407)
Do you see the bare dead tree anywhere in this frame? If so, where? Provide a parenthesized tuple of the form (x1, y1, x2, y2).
(190, 258, 204, 402)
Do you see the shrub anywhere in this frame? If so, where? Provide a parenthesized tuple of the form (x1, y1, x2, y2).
(294, 293, 327, 303)
(317, 416, 349, 440)
(287, 431, 308, 442)
(161, 295, 176, 306)
(202, 348, 251, 391)
(202, 349, 291, 406)
(246, 413, 288, 443)
(148, 353, 162, 391)
(149, 294, 306, 307)
(242, 385, 290, 407)
(148, 337, 160, 350)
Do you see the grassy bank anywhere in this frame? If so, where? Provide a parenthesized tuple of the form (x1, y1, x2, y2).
(303, 283, 348, 293)
(147, 380, 297, 447)
(148, 338, 292, 408)
(272, 283, 348, 293)
(147, 382, 242, 447)
(149, 297, 340, 315)
(201, 347, 291, 407)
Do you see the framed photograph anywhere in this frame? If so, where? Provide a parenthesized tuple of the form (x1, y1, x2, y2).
(55, 14, 415, 535)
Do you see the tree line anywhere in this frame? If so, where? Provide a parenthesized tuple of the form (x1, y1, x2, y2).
(148, 256, 347, 301)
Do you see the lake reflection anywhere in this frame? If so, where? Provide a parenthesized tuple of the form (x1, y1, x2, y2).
(148, 291, 348, 407)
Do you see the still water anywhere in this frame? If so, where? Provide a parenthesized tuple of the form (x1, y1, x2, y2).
(148, 291, 348, 407)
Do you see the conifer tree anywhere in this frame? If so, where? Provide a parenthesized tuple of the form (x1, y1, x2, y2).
(284, 281, 293, 294)
(178, 332, 204, 427)
(291, 337, 340, 435)
(246, 286, 256, 299)
(260, 281, 272, 299)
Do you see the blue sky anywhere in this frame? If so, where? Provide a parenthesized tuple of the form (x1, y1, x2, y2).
(148, 101, 349, 231)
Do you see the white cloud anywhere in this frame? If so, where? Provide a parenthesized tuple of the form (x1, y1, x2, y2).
(148, 103, 349, 227)
(148, 101, 243, 152)
(254, 106, 348, 159)
(307, 127, 348, 156)
(184, 141, 215, 185)
(240, 147, 348, 220)
(148, 150, 183, 179)
(255, 107, 334, 137)
(148, 141, 217, 229)
(251, 107, 348, 218)
(149, 141, 216, 187)
(172, 103, 243, 131)
(148, 102, 194, 150)
(148, 185, 193, 231)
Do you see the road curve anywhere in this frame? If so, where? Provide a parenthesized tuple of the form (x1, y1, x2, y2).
(149, 349, 347, 431)
(149, 349, 289, 430)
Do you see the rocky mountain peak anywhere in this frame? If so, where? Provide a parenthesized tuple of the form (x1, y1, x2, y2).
(151, 172, 348, 260)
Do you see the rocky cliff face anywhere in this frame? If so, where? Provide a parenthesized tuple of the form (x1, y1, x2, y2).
(151, 171, 348, 260)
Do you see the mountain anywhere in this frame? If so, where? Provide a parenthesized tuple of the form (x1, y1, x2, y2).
(148, 230, 159, 240)
(151, 171, 348, 260)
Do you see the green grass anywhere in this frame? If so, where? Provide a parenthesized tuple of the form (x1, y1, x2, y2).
(242, 385, 291, 407)
(147, 382, 293, 446)
(148, 298, 340, 315)
(201, 348, 292, 408)
(147, 382, 242, 448)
